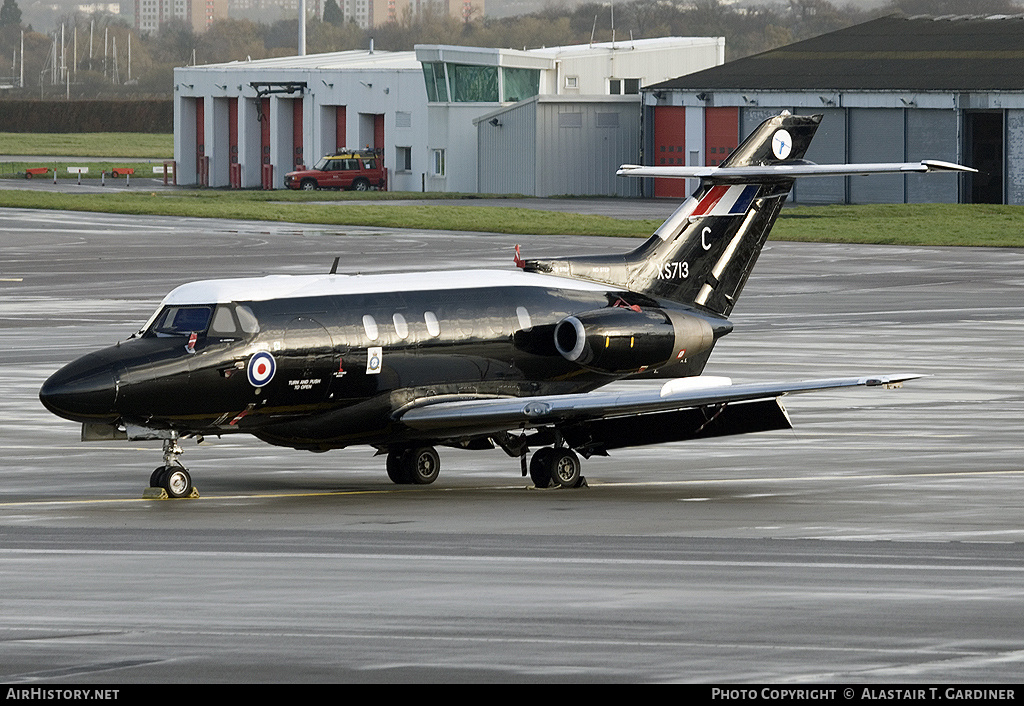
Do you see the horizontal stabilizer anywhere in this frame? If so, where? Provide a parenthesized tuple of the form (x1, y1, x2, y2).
(616, 160, 977, 181)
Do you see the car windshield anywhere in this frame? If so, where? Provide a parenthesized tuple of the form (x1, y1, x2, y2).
(313, 157, 331, 170)
(148, 305, 214, 337)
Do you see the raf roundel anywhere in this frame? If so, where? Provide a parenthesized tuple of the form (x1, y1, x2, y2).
(771, 129, 793, 160)
(247, 351, 276, 388)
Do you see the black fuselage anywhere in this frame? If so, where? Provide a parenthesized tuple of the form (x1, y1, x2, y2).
(40, 276, 729, 452)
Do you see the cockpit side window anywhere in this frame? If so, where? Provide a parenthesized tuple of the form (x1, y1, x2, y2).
(150, 305, 213, 336)
(235, 305, 260, 334)
(209, 305, 239, 336)
(208, 304, 261, 339)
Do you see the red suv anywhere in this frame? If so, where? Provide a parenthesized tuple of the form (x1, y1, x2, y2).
(285, 150, 386, 191)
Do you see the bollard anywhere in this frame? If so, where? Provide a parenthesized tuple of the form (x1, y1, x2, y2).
(101, 171, 105, 187)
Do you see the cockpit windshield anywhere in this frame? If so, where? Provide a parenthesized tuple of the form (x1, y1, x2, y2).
(150, 305, 213, 336)
(147, 304, 260, 338)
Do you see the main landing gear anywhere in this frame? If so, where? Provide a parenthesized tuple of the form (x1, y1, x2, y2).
(386, 445, 441, 485)
(145, 436, 198, 499)
(383, 442, 586, 489)
(529, 447, 585, 489)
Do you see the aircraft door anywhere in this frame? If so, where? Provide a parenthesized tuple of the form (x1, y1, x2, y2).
(276, 316, 336, 407)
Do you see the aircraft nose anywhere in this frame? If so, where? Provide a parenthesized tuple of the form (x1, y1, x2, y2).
(39, 353, 119, 424)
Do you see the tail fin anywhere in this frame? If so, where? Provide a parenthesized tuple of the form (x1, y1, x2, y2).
(523, 112, 822, 317)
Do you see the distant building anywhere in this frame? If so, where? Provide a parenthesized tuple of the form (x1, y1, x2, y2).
(227, 0, 481, 28)
(76, 3, 122, 14)
(424, 38, 725, 194)
(642, 15, 1024, 205)
(135, 0, 228, 34)
(228, 0, 323, 22)
(174, 36, 724, 195)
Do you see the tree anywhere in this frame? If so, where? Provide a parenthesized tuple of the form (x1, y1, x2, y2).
(323, 0, 344, 26)
(0, 0, 21, 28)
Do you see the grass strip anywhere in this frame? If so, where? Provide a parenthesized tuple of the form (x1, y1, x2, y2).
(0, 190, 656, 237)
(0, 133, 173, 158)
(774, 204, 1024, 247)
(0, 189, 1021, 246)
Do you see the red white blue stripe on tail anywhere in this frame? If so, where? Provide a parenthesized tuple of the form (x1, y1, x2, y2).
(690, 184, 760, 217)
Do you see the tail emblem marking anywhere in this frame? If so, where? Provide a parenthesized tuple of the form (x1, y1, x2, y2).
(772, 129, 793, 159)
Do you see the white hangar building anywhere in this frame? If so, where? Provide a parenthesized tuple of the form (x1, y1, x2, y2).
(173, 36, 725, 194)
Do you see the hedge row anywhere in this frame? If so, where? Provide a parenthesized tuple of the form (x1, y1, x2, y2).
(0, 100, 173, 133)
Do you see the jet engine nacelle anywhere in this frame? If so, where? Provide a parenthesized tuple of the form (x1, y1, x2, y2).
(553, 307, 716, 374)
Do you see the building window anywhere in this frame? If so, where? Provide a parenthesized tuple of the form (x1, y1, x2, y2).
(431, 149, 445, 177)
(501, 67, 540, 102)
(422, 62, 449, 102)
(448, 63, 498, 103)
(564, 75, 578, 89)
(396, 146, 412, 172)
(609, 78, 641, 95)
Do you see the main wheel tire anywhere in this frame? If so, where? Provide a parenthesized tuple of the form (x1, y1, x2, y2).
(386, 449, 412, 484)
(352, 178, 370, 192)
(404, 446, 440, 485)
(163, 467, 193, 498)
(150, 466, 168, 488)
(529, 447, 555, 488)
(550, 448, 582, 489)
(300, 179, 317, 191)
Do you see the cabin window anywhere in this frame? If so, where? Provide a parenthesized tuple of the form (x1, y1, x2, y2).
(516, 306, 532, 332)
(362, 314, 379, 341)
(393, 313, 409, 339)
(150, 305, 213, 336)
(424, 311, 440, 337)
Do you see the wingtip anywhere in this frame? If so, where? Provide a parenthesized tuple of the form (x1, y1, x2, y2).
(862, 373, 926, 387)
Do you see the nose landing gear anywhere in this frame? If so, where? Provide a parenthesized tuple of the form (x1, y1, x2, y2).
(144, 436, 199, 499)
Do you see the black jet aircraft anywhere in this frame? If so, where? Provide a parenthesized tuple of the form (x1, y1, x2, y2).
(39, 113, 974, 497)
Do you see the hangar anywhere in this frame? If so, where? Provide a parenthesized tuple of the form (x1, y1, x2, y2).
(173, 37, 724, 194)
(642, 14, 1024, 205)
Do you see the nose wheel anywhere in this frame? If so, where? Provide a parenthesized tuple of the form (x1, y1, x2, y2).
(146, 436, 198, 499)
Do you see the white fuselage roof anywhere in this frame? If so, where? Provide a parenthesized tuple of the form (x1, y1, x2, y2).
(160, 269, 620, 306)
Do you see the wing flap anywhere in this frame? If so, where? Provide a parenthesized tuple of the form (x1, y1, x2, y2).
(396, 374, 921, 437)
(561, 398, 793, 453)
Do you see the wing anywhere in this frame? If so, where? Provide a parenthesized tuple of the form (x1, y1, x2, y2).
(395, 374, 921, 453)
